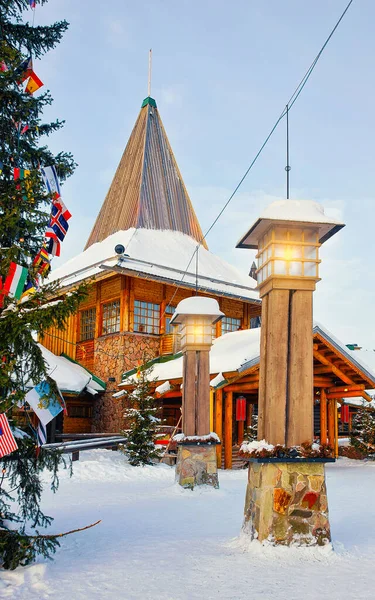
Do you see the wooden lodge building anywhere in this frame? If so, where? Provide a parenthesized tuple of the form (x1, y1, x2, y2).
(41, 94, 375, 466)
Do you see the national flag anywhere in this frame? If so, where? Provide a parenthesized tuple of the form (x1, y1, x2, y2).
(48, 203, 69, 241)
(53, 193, 72, 221)
(20, 278, 37, 302)
(0, 61, 8, 72)
(41, 165, 61, 198)
(25, 381, 63, 426)
(13, 167, 30, 181)
(3, 262, 28, 300)
(13, 168, 33, 202)
(25, 71, 43, 95)
(16, 56, 33, 83)
(30, 0, 36, 8)
(37, 421, 47, 447)
(20, 124, 29, 135)
(45, 233, 60, 257)
(33, 246, 51, 276)
(0, 414, 18, 459)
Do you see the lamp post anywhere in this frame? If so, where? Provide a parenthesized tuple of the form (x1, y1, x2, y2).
(237, 199, 345, 546)
(171, 296, 224, 488)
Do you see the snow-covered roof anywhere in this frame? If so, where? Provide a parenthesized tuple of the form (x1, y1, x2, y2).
(313, 322, 375, 389)
(236, 200, 345, 249)
(171, 296, 224, 324)
(48, 229, 259, 303)
(39, 344, 106, 395)
(120, 324, 375, 391)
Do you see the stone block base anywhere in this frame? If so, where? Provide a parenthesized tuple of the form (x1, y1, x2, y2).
(243, 461, 331, 546)
(176, 443, 219, 489)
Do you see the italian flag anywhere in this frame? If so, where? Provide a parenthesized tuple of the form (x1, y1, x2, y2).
(4, 262, 28, 300)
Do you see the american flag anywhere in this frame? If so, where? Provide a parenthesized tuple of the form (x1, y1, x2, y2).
(0, 414, 18, 459)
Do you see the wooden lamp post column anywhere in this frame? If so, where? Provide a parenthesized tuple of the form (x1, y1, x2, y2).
(171, 296, 224, 488)
(237, 199, 345, 546)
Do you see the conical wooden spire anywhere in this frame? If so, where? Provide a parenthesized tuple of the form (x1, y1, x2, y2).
(85, 97, 207, 250)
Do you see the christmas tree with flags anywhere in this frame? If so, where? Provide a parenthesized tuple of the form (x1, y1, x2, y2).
(0, 0, 88, 569)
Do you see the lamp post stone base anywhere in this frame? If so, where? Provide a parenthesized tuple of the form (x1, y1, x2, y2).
(243, 460, 331, 546)
(176, 442, 219, 489)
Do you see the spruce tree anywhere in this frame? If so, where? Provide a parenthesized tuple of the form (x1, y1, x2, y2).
(351, 403, 375, 457)
(121, 365, 163, 466)
(0, 1, 87, 569)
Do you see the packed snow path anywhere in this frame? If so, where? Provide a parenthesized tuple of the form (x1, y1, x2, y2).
(2, 451, 375, 600)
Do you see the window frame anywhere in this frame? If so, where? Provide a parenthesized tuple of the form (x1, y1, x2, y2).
(101, 299, 121, 336)
(133, 299, 161, 335)
(79, 307, 96, 341)
(221, 316, 242, 335)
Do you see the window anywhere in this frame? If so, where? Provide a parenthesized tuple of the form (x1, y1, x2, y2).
(221, 317, 241, 335)
(134, 300, 160, 334)
(80, 308, 96, 341)
(69, 405, 92, 418)
(165, 305, 175, 334)
(102, 300, 120, 335)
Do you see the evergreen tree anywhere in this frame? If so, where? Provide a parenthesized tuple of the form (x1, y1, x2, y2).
(244, 413, 258, 442)
(121, 365, 163, 466)
(0, 1, 87, 569)
(351, 403, 375, 457)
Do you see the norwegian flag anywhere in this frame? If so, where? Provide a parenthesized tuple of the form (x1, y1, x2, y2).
(0, 414, 18, 459)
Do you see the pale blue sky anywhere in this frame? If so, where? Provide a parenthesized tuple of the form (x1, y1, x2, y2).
(34, 0, 374, 348)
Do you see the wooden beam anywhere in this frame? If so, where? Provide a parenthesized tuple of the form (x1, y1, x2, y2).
(238, 420, 244, 445)
(197, 350, 210, 436)
(320, 389, 327, 445)
(327, 384, 365, 394)
(313, 377, 334, 386)
(224, 382, 259, 392)
(224, 391, 233, 469)
(287, 290, 314, 446)
(327, 390, 369, 400)
(313, 349, 353, 385)
(314, 365, 334, 375)
(182, 350, 196, 437)
(215, 389, 223, 467)
(361, 391, 373, 403)
(327, 399, 335, 449)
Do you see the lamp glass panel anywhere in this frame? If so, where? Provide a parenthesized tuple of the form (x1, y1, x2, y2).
(274, 227, 288, 241)
(304, 245, 316, 260)
(289, 229, 302, 242)
(274, 243, 284, 258)
(304, 262, 317, 277)
(274, 260, 287, 275)
(289, 261, 303, 276)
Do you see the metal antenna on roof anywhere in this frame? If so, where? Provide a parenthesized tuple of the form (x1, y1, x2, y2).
(148, 49, 152, 97)
(195, 245, 199, 295)
(285, 104, 291, 199)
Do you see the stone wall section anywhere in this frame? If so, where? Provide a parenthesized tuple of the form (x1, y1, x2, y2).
(243, 461, 331, 546)
(92, 332, 160, 432)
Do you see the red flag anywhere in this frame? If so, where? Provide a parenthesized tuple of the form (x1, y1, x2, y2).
(0, 414, 18, 458)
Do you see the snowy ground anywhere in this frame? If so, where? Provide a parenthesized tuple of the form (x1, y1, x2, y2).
(2, 450, 375, 600)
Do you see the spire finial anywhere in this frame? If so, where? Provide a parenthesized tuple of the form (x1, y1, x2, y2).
(148, 49, 152, 97)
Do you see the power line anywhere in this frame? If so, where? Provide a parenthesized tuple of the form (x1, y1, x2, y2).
(155, 0, 355, 314)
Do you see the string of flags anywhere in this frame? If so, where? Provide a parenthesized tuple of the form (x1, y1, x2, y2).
(0, 163, 72, 305)
(0, 0, 72, 459)
(0, 379, 67, 459)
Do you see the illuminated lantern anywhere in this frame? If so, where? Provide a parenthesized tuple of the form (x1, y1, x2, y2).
(341, 404, 350, 424)
(236, 396, 246, 421)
